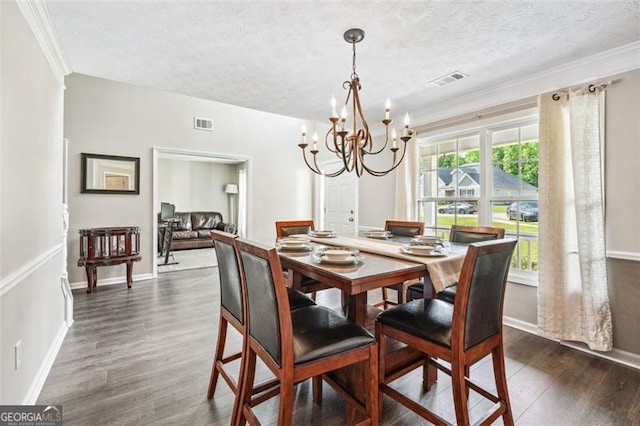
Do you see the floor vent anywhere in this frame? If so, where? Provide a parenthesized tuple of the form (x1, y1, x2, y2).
(429, 71, 468, 87)
(194, 117, 214, 131)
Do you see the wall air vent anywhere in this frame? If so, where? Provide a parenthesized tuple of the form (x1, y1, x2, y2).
(194, 117, 214, 131)
(429, 71, 468, 87)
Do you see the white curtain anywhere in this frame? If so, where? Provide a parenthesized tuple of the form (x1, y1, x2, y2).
(394, 140, 418, 220)
(537, 90, 612, 351)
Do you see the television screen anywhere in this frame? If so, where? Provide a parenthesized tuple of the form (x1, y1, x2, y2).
(160, 202, 175, 220)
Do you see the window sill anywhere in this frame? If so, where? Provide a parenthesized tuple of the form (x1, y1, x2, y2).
(507, 269, 538, 287)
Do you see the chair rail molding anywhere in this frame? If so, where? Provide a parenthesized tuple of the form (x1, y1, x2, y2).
(606, 250, 640, 262)
(17, 0, 72, 87)
(0, 243, 64, 297)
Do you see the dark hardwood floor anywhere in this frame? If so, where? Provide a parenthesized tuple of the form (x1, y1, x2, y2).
(38, 267, 640, 425)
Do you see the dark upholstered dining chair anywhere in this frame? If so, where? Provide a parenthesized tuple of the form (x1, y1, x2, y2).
(275, 219, 315, 238)
(376, 238, 518, 425)
(406, 225, 506, 303)
(206, 231, 315, 424)
(376, 220, 425, 309)
(234, 238, 379, 425)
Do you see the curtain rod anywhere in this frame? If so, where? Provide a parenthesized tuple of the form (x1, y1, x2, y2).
(552, 80, 614, 101)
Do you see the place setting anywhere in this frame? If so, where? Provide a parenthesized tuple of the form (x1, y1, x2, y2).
(410, 235, 445, 246)
(312, 247, 363, 265)
(400, 239, 448, 257)
(308, 229, 337, 238)
(364, 229, 393, 239)
(276, 236, 313, 253)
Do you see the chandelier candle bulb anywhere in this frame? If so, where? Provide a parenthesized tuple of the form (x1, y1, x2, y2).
(392, 129, 398, 149)
(302, 124, 307, 144)
(403, 113, 410, 136)
(385, 99, 390, 120)
(331, 96, 338, 118)
(312, 132, 318, 151)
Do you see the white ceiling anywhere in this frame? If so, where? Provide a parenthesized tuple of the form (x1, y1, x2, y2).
(46, 1, 640, 123)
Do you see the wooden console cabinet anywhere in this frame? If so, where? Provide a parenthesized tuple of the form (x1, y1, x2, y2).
(78, 227, 141, 293)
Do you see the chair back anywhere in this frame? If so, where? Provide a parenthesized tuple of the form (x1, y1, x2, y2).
(235, 238, 292, 367)
(211, 231, 243, 324)
(453, 239, 517, 350)
(275, 220, 315, 238)
(384, 220, 424, 237)
(449, 225, 505, 244)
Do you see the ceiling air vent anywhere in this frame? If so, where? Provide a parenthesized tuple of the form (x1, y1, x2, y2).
(194, 117, 214, 131)
(429, 71, 468, 87)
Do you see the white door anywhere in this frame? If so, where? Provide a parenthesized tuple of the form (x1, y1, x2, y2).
(323, 168, 357, 235)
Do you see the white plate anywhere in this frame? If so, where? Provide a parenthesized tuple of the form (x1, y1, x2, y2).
(278, 244, 313, 252)
(309, 231, 337, 238)
(400, 246, 447, 257)
(313, 253, 363, 264)
(412, 236, 442, 244)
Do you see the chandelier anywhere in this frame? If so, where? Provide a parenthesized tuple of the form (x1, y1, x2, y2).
(298, 28, 414, 178)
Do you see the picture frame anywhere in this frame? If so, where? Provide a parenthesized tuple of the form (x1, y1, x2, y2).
(81, 153, 140, 194)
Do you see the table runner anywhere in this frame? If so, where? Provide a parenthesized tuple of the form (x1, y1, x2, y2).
(308, 235, 465, 292)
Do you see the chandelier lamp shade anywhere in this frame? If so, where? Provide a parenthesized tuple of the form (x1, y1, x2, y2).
(298, 28, 415, 177)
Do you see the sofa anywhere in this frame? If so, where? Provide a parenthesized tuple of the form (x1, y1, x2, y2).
(166, 211, 229, 250)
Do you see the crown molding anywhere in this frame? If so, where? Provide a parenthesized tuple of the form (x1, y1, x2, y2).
(412, 40, 640, 126)
(17, 0, 72, 87)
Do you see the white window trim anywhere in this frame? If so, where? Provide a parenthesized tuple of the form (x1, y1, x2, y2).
(416, 107, 540, 285)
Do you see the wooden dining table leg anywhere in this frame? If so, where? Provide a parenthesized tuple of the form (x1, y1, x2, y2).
(346, 293, 367, 325)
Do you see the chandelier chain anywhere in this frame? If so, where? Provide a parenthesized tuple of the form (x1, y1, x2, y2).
(351, 41, 358, 80)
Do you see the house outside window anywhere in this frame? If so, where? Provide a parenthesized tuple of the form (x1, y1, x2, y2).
(417, 114, 539, 279)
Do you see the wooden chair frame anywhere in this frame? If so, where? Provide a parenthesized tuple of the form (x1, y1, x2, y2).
(234, 239, 379, 426)
(275, 219, 315, 238)
(450, 225, 505, 242)
(376, 239, 517, 425)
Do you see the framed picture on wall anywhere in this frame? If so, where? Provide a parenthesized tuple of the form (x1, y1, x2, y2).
(81, 153, 140, 194)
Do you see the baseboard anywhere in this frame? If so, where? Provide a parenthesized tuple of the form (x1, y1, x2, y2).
(503, 315, 538, 334)
(23, 322, 68, 404)
(70, 273, 154, 291)
(503, 315, 640, 370)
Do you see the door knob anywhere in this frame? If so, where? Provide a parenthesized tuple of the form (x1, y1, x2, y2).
(348, 217, 354, 222)
(350, 210, 354, 214)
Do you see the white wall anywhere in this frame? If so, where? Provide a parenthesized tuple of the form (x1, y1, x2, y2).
(64, 74, 314, 285)
(158, 158, 238, 219)
(0, 1, 66, 403)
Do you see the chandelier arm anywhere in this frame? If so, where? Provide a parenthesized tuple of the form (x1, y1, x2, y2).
(342, 137, 354, 172)
(325, 128, 341, 154)
(311, 150, 347, 177)
(299, 147, 323, 175)
(360, 138, 411, 177)
(351, 80, 390, 155)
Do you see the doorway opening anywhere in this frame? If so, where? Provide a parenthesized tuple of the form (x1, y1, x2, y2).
(152, 147, 250, 277)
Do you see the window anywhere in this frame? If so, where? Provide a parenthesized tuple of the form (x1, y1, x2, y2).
(417, 116, 539, 275)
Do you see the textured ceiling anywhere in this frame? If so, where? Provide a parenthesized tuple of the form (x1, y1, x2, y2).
(46, 1, 640, 123)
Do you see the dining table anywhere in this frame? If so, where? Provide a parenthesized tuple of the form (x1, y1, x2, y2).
(275, 233, 468, 423)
